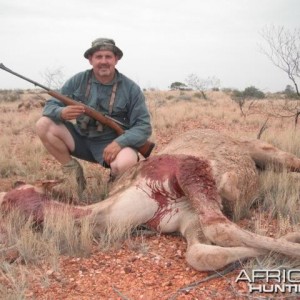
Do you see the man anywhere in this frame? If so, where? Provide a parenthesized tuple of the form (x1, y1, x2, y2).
(36, 38, 152, 198)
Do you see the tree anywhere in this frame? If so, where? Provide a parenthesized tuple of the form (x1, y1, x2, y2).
(232, 86, 265, 118)
(284, 84, 295, 94)
(33, 67, 65, 103)
(170, 82, 188, 90)
(243, 86, 265, 99)
(283, 84, 298, 98)
(260, 25, 300, 96)
(41, 67, 65, 90)
(185, 74, 220, 99)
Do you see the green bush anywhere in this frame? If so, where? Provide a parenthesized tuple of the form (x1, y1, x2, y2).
(243, 86, 265, 99)
(232, 89, 244, 98)
(170, 82, 188, 90)
(232, 86, 265, 99)
(283, 85, 299, 99)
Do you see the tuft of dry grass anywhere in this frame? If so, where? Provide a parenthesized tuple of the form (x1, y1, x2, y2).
(0, 205, 95, 255)
(0, 262, 28, 300)
(95, 218, 137, 251)
(81, 161, 110, 202)
(42, 207, 94, 257)
(258, 168, 300, 224)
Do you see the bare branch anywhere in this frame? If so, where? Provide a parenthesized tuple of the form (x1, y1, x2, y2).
(185, 73, 221, 100)
(260, 25, 300, 95)
(41, 67, 65, 90)
(257, 118, 269, 139)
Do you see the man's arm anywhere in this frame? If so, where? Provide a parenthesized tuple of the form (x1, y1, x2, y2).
(114, 87, 152, 149)
(42, 72, 86, 122)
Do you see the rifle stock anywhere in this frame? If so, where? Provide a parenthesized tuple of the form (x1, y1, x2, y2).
(0, 63, 155, 158)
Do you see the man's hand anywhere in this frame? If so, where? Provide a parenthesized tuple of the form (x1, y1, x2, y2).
(60, 105, 85, 120)
(103, 141, 122, 165)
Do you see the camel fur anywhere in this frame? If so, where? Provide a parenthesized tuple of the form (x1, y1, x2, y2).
(1, 129, 300, 271)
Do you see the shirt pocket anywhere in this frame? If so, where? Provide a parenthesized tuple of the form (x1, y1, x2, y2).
(111, 96, 129, 125)
(112, 94, 128, 113)
(71, 88, 86, 103)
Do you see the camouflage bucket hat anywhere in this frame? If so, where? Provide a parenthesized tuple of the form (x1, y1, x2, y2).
(84, 38, 123, 59)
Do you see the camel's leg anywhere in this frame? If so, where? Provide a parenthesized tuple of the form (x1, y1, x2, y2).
(279, 232, 300, 243)
(218, 171, 241, 204)
(218, 169, 260, 220)
(176, 156, 300, 259)
(242, 139, 300, 172)
(186, 244, 265, 271)
(218, 171, 243, 219)
(178, 212, 265, 271)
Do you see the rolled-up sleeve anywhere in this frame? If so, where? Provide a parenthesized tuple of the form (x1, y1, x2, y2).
(42, 73, 83, 123)
(42, 98, 65, 123)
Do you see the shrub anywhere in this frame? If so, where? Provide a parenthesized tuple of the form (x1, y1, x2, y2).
(166, 95, 174, 100)
(0, 89, 22, 102)
(232, 89, 244, 98)
(193, 92, 203, 99)
(232, 86, 265, 100)
(170, 82, 187, 90)
(243, 86, 265, 99)
(283, 85, 299, 99)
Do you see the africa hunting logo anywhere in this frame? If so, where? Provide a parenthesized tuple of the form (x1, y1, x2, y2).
(235, 269, 300, 294)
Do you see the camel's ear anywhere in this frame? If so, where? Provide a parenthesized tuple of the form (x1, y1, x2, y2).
(33, 179, 63, 194)
(11, 180, 63, 195)
(12, 181, 26, 188)
(0, 192, 6, 203)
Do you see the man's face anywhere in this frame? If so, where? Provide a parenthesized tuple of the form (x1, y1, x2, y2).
(88, 50, 119, 83)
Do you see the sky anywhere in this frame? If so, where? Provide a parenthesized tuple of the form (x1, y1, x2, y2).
(0, 0, 299, 92)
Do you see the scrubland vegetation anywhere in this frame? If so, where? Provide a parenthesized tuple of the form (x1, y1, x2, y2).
(1, 88, 300, 298)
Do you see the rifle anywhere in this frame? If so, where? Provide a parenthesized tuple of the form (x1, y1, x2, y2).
(0, 63, 155, 158)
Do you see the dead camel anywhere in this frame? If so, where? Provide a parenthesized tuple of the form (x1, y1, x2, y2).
(1, 129, 300, 271)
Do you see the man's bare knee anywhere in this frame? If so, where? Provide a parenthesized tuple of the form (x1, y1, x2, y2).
(111, 147, 138, 175)
(36, 116, 52, 138)
(35, 117, 75, 163)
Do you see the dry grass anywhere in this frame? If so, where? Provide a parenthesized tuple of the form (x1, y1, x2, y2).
(1, 90, 300, 297)
(42, 207, 94, 257)
(0, 262, 28, 300)
(258, 168, 300, 223)
(95, 219, 138, 251)
(147, 90, 233, 133)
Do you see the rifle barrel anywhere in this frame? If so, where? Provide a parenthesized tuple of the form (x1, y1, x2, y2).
(0, 63, 50, 90)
